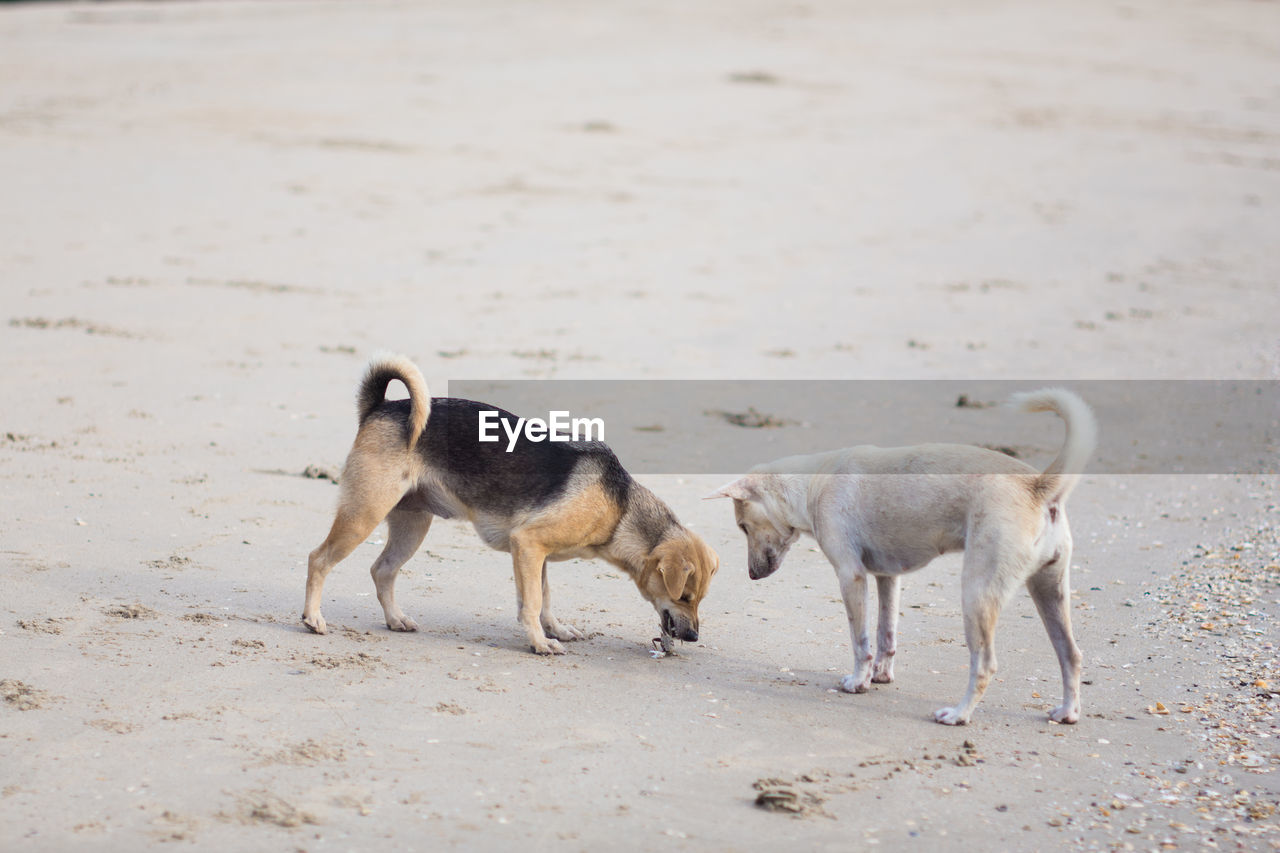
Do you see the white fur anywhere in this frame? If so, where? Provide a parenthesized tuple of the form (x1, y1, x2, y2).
(709, 388, 1096, 725)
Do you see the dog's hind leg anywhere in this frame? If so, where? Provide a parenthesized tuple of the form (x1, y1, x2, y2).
(1027, 533, 1082, 723)
(935, 544, 1025, 725)
(539, 560, 586, 642)
(509, 536, 564, 655)
(370, 509, 432, 632)
(872, 574, 900, 683)
(304, 506, 393, 634)
(303, 466, 406, 635)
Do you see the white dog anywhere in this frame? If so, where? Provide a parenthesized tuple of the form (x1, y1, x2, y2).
(709, 389, 1097, 725)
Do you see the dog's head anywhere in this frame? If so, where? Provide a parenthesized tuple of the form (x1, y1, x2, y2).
(706, 474, 800, 580)
(636, 531, 719, 643)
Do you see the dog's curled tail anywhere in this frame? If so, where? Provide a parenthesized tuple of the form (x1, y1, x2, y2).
(357, 353, 430, 448)
(1008, 388, 1097, 503)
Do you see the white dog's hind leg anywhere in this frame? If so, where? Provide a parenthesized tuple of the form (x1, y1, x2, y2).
(935, 607, 998, 725)
(872, 574, 900, 683)
(835, 564, 875, 694)
(1026, 536, 1081, 723)
(935, 548, 1023, 725)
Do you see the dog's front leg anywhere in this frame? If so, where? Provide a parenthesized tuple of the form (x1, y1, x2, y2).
(510, 538, 565, 655)
(539, 559, 585, 643)
(872, 574, 900, 683)
(835, 564, 875, 694)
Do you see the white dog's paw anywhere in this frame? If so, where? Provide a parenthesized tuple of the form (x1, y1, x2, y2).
(543, 621, 586, 642)
(839, 673, 871, 694)
(871, 659, 895, 684)
(302, 612, 328, 635)
(1049, 704, 1079, 724)
(933, 706, 969, 726)
(530, 637, 567, 655)
(386, 615, 419, 632)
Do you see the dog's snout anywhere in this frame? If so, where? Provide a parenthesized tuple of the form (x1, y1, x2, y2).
(661, 609, 698, 643)
(748, 554, 779, 580)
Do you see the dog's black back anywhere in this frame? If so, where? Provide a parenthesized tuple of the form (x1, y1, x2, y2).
(374, 397, 634, 517)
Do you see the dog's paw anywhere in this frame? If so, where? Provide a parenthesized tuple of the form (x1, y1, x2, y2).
(839, 673, 871, 694)
(302, 613, 328, 635)
(386, 615, 419, 632)
(543, 621, 586, 642)
(933, 706, 969, 726)
(530, 638, 567, 655)
(552, 617, 586, 637)
(1049, 704, 1079, 724)
(871, 660, 895, 684)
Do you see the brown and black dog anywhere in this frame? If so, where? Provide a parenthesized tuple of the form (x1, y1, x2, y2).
(302, 354, 719, 654)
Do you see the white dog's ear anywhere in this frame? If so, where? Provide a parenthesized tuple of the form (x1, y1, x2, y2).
(704, 476, 756, 501)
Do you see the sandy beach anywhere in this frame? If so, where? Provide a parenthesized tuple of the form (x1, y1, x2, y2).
(1, 0, 1277, 849)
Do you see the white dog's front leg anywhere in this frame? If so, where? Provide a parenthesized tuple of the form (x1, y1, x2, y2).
(872, 574, 900, 684)
(836, 566, 874, 694)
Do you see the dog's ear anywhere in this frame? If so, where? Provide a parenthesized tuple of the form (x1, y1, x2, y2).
(659, 557, 695, 601)
(704, 476, 756, 501)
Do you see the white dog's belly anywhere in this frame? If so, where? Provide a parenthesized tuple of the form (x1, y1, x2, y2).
(856, 538, 957, 576)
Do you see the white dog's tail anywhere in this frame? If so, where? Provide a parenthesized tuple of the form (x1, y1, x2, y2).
(357, 353, 431, 448)
(1008, 388, 1097, 504)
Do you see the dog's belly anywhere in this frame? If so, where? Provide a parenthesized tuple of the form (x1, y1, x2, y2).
(546, 546, 598, 562)
(860, 532, 964, 576)
(395, 484, 462, 519)
(470, 516, 513, 552)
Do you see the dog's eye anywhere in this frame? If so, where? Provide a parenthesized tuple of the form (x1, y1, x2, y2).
(679, 594, 691, 604)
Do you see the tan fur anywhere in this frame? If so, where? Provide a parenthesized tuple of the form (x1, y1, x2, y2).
(359, 353, 429, 448)
(629, 532, 715, 639)
(518, 483, 622, 554)
(303, 357, 719, 654)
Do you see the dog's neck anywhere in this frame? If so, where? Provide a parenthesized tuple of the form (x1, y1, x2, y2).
(766, 473, 819, 535)
(603, 482, 682, 576)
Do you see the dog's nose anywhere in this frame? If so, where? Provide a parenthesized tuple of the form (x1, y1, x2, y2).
(682, 627, 698, 642)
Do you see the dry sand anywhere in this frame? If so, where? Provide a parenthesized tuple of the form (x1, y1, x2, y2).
(1, 0, 1278, 850)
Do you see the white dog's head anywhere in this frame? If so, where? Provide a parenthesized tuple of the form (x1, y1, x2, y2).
(706, 474, 800, 580)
